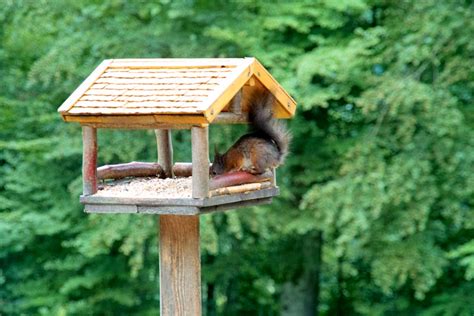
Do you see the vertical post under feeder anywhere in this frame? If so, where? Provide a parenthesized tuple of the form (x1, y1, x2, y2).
(157, 126, 202, 315)
(82, 126, 97, 195)
(159, 215, 201, 316)
(58, 58, 298, 316)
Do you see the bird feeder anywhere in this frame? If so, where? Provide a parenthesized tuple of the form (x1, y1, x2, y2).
(58, 58, 296, 315)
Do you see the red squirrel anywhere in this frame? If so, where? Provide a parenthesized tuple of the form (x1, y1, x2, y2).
(211, 91, 291, 176)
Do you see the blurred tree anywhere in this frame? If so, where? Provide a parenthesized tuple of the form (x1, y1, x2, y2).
(0, 0, 472, 315)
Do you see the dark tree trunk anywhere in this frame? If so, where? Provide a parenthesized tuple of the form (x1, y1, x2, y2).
(302, 231, 322, 316)
(223, 278, 239, 316)
(335, 255, 345, 316)
(281, 231, 322, 316)
(205, 254, 217, 316)
(206, 281, 216, 316)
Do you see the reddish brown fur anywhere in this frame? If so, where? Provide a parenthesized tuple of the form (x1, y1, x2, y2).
(223, 148, 244, 173)
(211, 91, 291, 176)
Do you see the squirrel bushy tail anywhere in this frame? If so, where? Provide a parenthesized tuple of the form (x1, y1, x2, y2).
(248, 91, 292, 163)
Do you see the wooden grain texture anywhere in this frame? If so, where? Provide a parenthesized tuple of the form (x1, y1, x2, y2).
(84, 204, 200, 214)
(95, 77, 222, 85)
(66, 114, 206, 128)
(106, 67, 233, 73)
(199, 197, 272, 214)
(85, 89, 210, 96)
(173, 162, 193, 177)
(209, 171, 273, 190)
(80, 187, 278, 206)
(96, 162, 192, 180)
(191, 126, 209, 199)
(213, 112, 249, 124)
(85, 204, 138, 213)
(89, 83, 216, 91)
(271, 167, 277, 186)
(84, 198, 272, 214)
(80, 123, 195, 130)
(230, 89, 242, 114)
(80, 195, 204, 206)
(97, 162, 163, 180)
(203, 58, 254, 122)
(80, 187, 280, 214)
(80, 95, 207, 102)
(251, 60, 296, 117)
(156, 129, 174, 178)
(73, 101, 204, 110)
(59, 58, 297, 127)
(203, 187, 278, 207)
(209, 181, 272, 197)
(159, 215, 201, 316)
(101, 71, 229, 78)
(82, 126, 97, 195)
(58, 59, 112, 113)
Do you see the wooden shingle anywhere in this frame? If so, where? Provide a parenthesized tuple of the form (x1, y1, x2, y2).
(58, 58, 296, 128)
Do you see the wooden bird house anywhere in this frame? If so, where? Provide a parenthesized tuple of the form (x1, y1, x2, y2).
(58, 57, 296, 315)
(58, 58, 296, 215)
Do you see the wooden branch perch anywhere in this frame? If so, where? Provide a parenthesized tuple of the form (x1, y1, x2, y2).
(209, 170, 273, 190)
(97, 162, 275, 198)
(97, 162, 196, 180)
(97, 162, 163, 180)
(209, 181, 272, 197)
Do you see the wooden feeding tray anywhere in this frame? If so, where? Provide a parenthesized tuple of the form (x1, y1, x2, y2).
(81, 166, 279, 215)
(58, 58, 296, 315)
(58, 58, 296, 215)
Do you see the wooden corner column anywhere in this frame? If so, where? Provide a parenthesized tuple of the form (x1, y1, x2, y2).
(155, 129, 174, 178)
(158, 126, 203, 315)
(82, 126, 97, 195)
(191, 125, 209, 198)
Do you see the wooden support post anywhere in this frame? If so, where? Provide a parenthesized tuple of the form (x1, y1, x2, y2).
(191, 126, 209, 198)
(159, 215, 201, 316)
(230, 89, 242, 114)
(82, 126, 97, 195)
(155, 129, 174, 178)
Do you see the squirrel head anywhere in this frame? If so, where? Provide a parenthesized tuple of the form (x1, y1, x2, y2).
(210, 145, 225, 177)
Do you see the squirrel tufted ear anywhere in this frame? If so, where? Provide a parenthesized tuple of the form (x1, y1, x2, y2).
(214, 144, 221, 157)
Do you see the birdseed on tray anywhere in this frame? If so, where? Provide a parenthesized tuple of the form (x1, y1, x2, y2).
(96, 177, 193, 198)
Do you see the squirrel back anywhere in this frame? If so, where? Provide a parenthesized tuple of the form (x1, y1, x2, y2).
(247, 91, 291, 164)
(211, 91, 291, 176)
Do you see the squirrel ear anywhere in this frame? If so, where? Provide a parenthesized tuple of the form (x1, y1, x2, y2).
(214, 144, 220, 157)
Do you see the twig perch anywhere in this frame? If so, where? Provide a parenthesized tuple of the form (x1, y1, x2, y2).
(209, 170, 273, 190)
(97, 162, 196, 180)
(209, 181, 272, 197)
(98, 162, 163, 180)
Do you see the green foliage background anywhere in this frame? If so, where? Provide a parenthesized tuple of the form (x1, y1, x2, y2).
(1, 0, 473, 315)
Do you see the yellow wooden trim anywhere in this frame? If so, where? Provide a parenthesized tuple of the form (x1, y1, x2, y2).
(58, 59, 112, 113)
(64, 115, 156, 125)
(58, 58, 297, 124)
(153, 115, 208, 124)
(63, 113, 208, 126)
(81, 123, 194, 130)
(251, 60, 296, 117)
(203, 58, 255, 122)
(245, 77, 256, 86)
(273, 101, 292, 118)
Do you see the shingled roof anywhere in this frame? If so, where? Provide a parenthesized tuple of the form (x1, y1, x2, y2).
(58, 58, 296, 127)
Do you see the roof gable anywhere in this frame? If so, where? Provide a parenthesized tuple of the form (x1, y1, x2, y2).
(58, 58, 296, 127)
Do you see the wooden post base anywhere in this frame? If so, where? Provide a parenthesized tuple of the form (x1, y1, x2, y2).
(159, 215, 201, 316)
